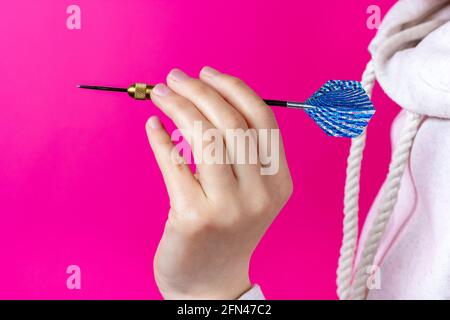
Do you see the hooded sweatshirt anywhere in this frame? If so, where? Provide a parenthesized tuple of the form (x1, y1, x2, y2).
(241, 0, 450, 300)
(355, 0, 450, 300)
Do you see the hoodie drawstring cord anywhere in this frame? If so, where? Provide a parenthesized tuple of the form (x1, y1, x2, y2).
(337, 60, 424, 299)
(336, 60, 375, 300)
(351, 111, 423, 299)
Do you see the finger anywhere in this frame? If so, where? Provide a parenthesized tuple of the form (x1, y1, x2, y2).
(167, 68, 262, 179)
(146, 116, 202, 207)
(199, 66, 278, 130)
(199, 66, 290, 182)
(166, 68, 249, 132)
(150, 83, 236, 197)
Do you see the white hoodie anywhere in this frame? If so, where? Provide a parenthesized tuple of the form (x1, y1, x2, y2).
(355, 0, 450, 300)
(241, 0, 450, 300)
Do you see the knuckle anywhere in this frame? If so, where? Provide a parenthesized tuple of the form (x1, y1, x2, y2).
(219, 212, 241, 229)
(247, 186, 273, 215)
(279, 174, 294, 204)
(226, 76, 247, 90)
(149, 128, 166, 144)
(208, 199, 242, 228)
(225, 113, 247, 129)
(269, 180, 293, 210)
(168, 95, 188, 112)
(257, 105, 277, 124)
(190, 80, 211, 98)
(255, 195, 273, 214)
(285, 176, 294, 199)
(154, 133, 172, 147)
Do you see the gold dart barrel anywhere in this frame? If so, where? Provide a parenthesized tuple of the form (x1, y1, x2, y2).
(127, 83, 154, 100)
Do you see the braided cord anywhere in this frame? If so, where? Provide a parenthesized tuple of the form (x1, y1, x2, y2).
(336, 61, 376, 300)
(351, 111, 422, 299)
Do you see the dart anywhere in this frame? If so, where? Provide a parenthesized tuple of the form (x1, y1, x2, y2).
(78, 80, 375, 138)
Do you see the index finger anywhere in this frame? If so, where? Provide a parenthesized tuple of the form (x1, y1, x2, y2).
(199, 67, 291, 181)
(199, 66, 279, 130)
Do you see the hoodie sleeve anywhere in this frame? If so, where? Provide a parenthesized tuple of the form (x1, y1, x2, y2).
(238, 285, 265, 300)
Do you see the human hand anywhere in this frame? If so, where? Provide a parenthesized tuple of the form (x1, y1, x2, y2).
(146, 67, 293, 299)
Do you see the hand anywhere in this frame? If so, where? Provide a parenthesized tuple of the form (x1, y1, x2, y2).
(146, 67, 293, 299)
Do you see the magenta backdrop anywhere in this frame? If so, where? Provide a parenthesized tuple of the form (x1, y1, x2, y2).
(0, 0, 399, 299)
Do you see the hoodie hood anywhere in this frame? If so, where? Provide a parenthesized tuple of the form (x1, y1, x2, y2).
(369, 0, 450, 119)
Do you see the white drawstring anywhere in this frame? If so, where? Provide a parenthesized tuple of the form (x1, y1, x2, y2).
(336, 60, 423, 300)
(336, 60, 375, 300)
(351, 111, 422, 299)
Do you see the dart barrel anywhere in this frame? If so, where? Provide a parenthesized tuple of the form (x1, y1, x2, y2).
(127, 83, 154, 100)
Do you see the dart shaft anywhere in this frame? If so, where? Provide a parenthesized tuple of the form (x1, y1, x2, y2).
(77, 80, 375, 138)
(262, 99, 287, 107)
(78, 84, 310, 109)
(77, 85, 127, 92)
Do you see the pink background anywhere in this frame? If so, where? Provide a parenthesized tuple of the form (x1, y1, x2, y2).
(0, 0, 398, 299)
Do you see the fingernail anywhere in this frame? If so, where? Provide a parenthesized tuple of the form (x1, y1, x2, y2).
(168, 68, 189, 82)
(201, 66, 219, 77)
(147, 116, 162, 130)
(152, 83, 171, 96)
